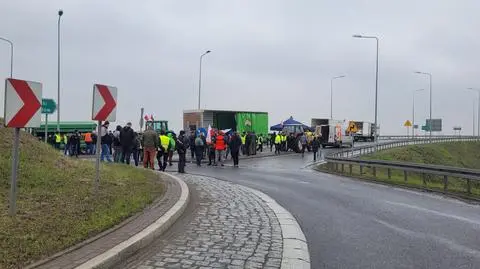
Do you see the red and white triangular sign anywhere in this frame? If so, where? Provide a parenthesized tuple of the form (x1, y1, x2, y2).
(4, 78, 42, 128)
(92, 84, 117, 122)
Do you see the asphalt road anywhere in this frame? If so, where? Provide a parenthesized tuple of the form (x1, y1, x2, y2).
(184, 145, 480, 269)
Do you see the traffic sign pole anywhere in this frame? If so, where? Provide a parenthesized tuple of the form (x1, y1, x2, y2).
(9, 128, 20, 216)
(44, 114, 48, 143)
(95, 120, 101, 190)
(5, 78, 42, 216)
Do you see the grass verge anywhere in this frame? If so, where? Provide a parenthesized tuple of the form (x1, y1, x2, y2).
(0, 126, 164, 269)
(315, 142, 480, 200)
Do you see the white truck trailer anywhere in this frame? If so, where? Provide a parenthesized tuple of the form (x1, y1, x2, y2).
(311, 118, 354, 148)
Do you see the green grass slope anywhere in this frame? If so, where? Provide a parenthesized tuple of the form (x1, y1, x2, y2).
(361, 142, 480, 169)
(0, 125, 164, 269)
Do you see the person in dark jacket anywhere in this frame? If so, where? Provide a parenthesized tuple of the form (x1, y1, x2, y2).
(177, 130, 187, 173)
(120, 122, 135, 165)
(229, 132, 242, 167)
(132, 132, 140, 166)
(100, 121, 113, 162)
(207, 135, 216, 166)
(189, 131, 196, 161)
(312, 136, 320, 161)
(245, 133, 252, 156)
(68, 132, 78, 157)
(91, 132, 97, 155)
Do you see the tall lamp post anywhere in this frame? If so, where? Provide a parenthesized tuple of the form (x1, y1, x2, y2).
(57, 9, 63, 133)
(0, 37, 13, 78)
(412, 89, 424, 137)
(330, 75, 346, 119)
(467, 88, 480, 137)
(414, 71, 432, 142)
(198, 50, 211, 110)
(353, 34, 379, 146)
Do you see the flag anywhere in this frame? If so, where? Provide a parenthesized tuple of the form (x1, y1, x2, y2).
(206, 125, 212, 144)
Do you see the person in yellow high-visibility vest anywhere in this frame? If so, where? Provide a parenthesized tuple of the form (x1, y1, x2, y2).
(54, 133, 61, 149)
(240, 132, 247, 155)
(158, 131, 170, 171)
(274, 132, 282, 155)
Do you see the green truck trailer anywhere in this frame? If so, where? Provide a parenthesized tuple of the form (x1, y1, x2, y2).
(183, 109, 268, 134)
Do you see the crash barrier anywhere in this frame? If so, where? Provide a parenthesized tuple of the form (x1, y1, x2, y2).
(377, 135, 478, 140)
(324, 136, 480, 197)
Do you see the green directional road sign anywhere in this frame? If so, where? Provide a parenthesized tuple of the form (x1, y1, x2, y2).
(41, 98, 56, 114)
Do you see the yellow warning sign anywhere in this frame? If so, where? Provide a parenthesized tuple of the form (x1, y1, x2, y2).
(347, 121, 358, 133)
(404, 120, 412, 127)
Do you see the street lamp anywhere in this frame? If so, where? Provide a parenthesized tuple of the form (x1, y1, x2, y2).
(414, 71, 432, 142)
(57, 9, 63, 133)
(0, 37, 13, 78)
(353, 34, 379, 145)
(467, 88, 480, 137)
(198, 50, 211, 110)
(412, 89, 424, 137)
(330, 75, 346, 119)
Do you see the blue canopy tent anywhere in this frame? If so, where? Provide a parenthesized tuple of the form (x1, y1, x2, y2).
(270, 116, 311, 132)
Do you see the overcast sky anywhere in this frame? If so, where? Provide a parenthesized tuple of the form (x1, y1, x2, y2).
(1, 0, 479, 135)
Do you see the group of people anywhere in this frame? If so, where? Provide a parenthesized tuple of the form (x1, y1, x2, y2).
(98, 121, 142, 166)
(48, 131, 97, 157)
(272, 131, 322, 160)
(91, 122, 322, 174)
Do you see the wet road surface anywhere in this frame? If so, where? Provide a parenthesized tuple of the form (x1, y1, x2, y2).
(185, 147, 480, 269)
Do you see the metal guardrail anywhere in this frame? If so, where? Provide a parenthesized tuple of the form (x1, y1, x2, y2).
(377, 135, 477, 140)
(324, 136, 480, 196)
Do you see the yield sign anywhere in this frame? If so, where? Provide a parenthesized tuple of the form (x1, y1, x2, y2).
(4, 78, 42, 128)
(92, 84, 117, 121)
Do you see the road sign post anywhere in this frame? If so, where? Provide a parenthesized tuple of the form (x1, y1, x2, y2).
(404, 120, 412, 138)
(41, 98, 56, 143)
(92, 84, 117, 189)
(4, 78, 42, 216)
(44, 114, 48, 143)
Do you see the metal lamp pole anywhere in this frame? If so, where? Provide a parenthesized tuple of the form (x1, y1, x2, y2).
(330, 75, 346, 119)
(412, 89, 424, 137)
(353, 34, 379, 146)
(414, 71, 432, 142)
(57, 10, 63, 133)
(0, 37, 13, 78)
(1, 36, 15, 216)
(198, 50, 211, 110)
(467, 88, 480, 137)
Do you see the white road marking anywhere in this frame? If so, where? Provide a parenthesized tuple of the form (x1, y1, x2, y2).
(385, 201, 480, 226)
(374, 218, 480, 258)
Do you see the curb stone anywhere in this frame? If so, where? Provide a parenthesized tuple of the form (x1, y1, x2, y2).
(74, 173, 190, 269)
(242, 186, 311, 269)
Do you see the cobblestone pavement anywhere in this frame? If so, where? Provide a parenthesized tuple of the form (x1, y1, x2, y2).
(123, 174, 283, 269)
